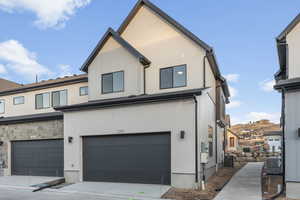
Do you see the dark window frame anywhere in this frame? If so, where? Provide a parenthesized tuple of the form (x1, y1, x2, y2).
(79, 86, 88, 96)
(101, 71, 124, 94)
(51, 89, 68, 107)
(13, 96, 25, 105)
(35, 92, 50, 110)
(0, 99, 5, 114)
(160, 64, 187, 89)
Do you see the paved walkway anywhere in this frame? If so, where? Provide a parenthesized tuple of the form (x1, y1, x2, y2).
(214, 162, 264, 200)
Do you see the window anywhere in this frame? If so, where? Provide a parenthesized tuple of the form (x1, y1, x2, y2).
(35, 93, 50, 109)
(160, 65, 186, 89)
(80, 86, 88, 96)
(13, 96, 24, 105)
(102, 71, 124, 94)
(269, 139, 273, 142)
(275, 139, 280, 141)
(52, 90, 67, 107)
(229, 137, 235, 147)
(0, 99, 4, 114)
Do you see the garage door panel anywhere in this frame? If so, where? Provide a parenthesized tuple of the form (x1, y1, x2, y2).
(12, 140, 64, 177)
(83, 133, 171, 185)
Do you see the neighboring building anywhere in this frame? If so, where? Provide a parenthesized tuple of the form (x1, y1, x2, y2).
(55, 0, 230, 188)
(274, 13, 300, 198)
(0, 74, 88, 176)
(264, 131, 282, 153)
(226, 129, 240, 152)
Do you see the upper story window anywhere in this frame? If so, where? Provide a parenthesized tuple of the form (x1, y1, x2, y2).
(102, 71, 124, 94)
(13, 96, 24, 105)
(52, 90, 68, 107)
(0, 99, 4, 114)
(160, 65, 187, 89)
(36, 92, 50, 109)
(80, 86, 88, 96)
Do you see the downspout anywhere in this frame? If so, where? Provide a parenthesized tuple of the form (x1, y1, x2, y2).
(215, 85, 221, 168)
(203, 55, 208, 88)
(143, 64, 150, 95)
(193, 95, 199, 183)
(281, 87, 286, 191)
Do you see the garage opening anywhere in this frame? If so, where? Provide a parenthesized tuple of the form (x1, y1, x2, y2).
(11, 139, 64, 177)
(83, 132, 171, 185)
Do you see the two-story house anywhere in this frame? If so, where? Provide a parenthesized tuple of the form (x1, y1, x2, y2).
(55, 0, 230, 188)
(274, 13, 300, 199)
(0, 74, 88, 177)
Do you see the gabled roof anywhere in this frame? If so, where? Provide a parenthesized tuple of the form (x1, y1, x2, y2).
(117, 0, 230, 100)
(275, 13, 300, 82)
(117, 0, 212, 52)
(81, 28, 151, 72)
(0, 78, 21, 91)
(277, 13, 300, 41)
(227, 129, 240, 139)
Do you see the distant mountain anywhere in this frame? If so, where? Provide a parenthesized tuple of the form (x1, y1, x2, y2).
(231, 119, 281, 139)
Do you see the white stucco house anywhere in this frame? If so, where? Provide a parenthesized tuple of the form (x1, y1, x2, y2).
(274, 13, 300, 199)
(264, 131, 282, 153)
(55, 0, 230, 188)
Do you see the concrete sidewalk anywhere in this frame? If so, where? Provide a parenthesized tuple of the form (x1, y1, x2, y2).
(214, 162, 264, 200)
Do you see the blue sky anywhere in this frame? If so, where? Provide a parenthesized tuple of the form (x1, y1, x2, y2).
(0, 0, 299, 124)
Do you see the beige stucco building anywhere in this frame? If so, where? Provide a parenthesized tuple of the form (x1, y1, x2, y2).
(56, 0, 230, 188)
(0, 74, 88, 176)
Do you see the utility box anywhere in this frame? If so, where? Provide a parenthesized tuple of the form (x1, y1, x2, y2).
(200, 152, 208, 164)
(224, 155, 234, 167)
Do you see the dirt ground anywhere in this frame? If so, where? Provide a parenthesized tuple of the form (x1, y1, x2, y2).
(262, 175, 283, 199)
(163, 164, 244, 200)
(262, 175, 300, 200)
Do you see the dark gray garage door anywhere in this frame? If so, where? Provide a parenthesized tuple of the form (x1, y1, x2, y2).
(12, 139, 64, 177)
(83, 133, 171, 185)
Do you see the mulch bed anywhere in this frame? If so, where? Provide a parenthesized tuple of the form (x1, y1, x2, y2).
(163, 164, 244, 200)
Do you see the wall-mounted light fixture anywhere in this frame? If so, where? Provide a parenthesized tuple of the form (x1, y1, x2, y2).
(180, 130, 185, 139)
(68, 136, 73, 144)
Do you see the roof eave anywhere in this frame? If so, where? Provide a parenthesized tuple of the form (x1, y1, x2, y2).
(80, 28, 151, 72)
(117, 0, 213, 52)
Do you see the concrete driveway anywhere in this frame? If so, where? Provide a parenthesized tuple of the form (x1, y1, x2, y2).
(0, 187, 140, 200)
(50, 182, 171, 200)
(0, 176, 63, 189)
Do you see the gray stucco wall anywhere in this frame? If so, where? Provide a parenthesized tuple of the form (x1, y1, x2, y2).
(0, 119, 63, 170)
(285, 91, 300, 182)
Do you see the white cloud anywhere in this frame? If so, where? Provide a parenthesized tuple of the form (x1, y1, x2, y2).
(227, 100, 241, 109)
(0, 0, 92, 29)
(0, 64, 7, 74)
(228, 85, 237, 98)
(0, 40, 51, 81)
(260, 79, 275, 92)
(224, 74, 240, 82)
(246, 112, 280, 123)
(58, 64, 73, 77)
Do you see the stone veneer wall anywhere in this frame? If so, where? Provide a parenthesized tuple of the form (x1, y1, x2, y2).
(0, 119, 63, 169)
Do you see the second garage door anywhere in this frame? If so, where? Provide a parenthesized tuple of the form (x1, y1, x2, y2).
(83, 132, 171, 185)
(11, 139, 64, 177)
